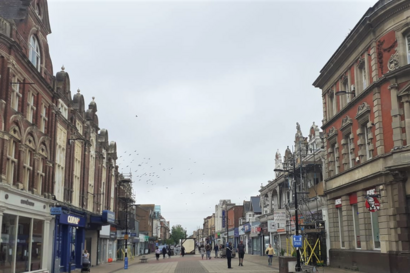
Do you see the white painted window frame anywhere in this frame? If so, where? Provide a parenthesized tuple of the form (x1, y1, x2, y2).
(29, 35, 41, 72)
(371, 211, 381, 250)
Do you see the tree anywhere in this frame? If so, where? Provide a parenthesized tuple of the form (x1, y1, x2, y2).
(169, 225, 186, 245)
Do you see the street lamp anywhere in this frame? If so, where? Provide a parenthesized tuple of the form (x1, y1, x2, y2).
(275, 163, 301, 271)
(118, 176, 135, 270)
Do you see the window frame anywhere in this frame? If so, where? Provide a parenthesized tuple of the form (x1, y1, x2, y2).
(11, 76, 22, 111)
(40, 103, 48, 133)
(407, 34, 410, 64)
(29, 35, 41, 72)
(371, 211, 380, 250)
(337, 207, 345, 248)
(27, 91, 36, 123)
(6, 138, 18, 185)
(352, 204, 361, 249)
(333, 143, 339, 175)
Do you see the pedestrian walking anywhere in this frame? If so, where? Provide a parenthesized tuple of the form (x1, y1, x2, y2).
(167, 245, 171, 258)
(237, 240, 245, 266)
(155, 246, 161, 260)
(205, 244, 211, 260)
(214, 244, 219, 258)
(199, 244, 205, 259)
(181, 246, 185, 257)
(162, 246, 167, 259)
(226, 242, 233, 269)
(265, 244, 275, 265)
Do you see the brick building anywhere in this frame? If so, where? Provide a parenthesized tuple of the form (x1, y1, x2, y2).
(313, 0, 410, 272)
(0, 1, 126, 272)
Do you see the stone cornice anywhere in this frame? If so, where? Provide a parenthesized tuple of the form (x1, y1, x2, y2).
(314, 0, 409, 89)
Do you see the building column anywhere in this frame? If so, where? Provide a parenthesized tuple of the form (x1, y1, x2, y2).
(400, 95, 410, 145)
(326, 198, 338, 249)
(373, 87, 385, 154)
(389, 83, 403, 147)
(341, 195, 353, 249)
(390, 171, 410, 252)
(42, 217, 52, 269)
(17, 144, 26, 188)
(268, 191, 273, 213)
(0, 208, 5, 244)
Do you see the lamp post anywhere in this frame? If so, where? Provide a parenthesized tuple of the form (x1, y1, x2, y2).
(118, 175, 134, 270)
(275, 156, 301, 272)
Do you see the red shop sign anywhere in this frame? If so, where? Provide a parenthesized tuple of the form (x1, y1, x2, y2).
(365, 197, 380, 212)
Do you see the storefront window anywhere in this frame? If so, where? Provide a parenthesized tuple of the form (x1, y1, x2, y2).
(337, 208, 345, 248)
(31, 219, 43, 270)
(0, 214, 17, 273)
(264, 236, 270, 255)
(252, 238, 260, 255)
(15, 216, 31, 273)
(70, 227, 76, 268)
(352, 205, 361, 249)
(371, 211, 380, 249)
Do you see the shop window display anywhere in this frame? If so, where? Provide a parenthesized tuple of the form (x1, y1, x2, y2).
(0, 214, 17, 273)
(15, 217, 31, 273)
(30, 219, 43, 270)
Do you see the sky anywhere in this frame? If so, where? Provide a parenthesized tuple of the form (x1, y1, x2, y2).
(47, 0, 376, 234)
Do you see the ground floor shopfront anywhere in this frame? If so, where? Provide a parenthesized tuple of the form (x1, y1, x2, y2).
(325, 163, 410, 273)
(0, 185, 54, 273)
(99, 225, 117, 264)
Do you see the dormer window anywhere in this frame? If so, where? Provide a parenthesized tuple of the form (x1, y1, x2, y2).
(29, 35, 41, 72)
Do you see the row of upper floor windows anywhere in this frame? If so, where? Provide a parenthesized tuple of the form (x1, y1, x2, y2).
(10, 75, 48, 134)
(325, 34, 410, 121)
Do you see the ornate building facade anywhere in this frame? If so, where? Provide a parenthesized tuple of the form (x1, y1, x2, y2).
(0, 1, 125, 272)
(313, 0, 410, 272)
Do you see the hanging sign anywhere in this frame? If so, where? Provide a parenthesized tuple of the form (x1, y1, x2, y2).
(335, 198, 342, 208)
(365, 196, 380, 212)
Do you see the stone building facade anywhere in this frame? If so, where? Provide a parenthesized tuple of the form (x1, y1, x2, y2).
(313, 0, 410, 272)
(0, 1, 124, 272)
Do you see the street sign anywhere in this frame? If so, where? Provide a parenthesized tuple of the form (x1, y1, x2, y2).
(268, 220, 277, 232)
(124, 235, 129, 240)
(365, 197, 380, 212)
(293, 235, 302, 248)
(124, 257, 128, 269)
(50, 207, 62, 215)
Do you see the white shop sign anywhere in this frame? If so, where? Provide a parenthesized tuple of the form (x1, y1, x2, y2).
(2, 190, 49, 214)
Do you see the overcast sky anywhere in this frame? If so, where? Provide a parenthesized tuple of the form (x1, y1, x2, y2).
(47, 0, 376, 234)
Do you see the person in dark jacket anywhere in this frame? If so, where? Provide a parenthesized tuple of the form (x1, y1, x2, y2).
(162, 247, 167, 259)
(226, 242, 233, 269)
(167, 245, 171, 258)
(237, 240, 245, 266)
(181, 246, 185, 257)
(214, 244, 219, 258)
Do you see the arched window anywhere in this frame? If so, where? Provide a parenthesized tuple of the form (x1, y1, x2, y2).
(406, 34, 410, 64)
(29, 35, 41, 71)
(35, 3, 42, 18)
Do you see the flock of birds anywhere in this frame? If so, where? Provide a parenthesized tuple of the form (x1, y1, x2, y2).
(116, 150, 214, 208)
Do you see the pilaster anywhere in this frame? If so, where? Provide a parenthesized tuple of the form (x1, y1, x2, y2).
(373, 88, 385, 154)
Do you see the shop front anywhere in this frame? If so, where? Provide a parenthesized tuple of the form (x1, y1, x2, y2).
(0, 187, 54, 273)
(52, 209, 86, 273)
(242, 223, 251, 254)
(250, 222, 261, 255)
(88, 210, 115, 267)
(99, 224, 117, 264)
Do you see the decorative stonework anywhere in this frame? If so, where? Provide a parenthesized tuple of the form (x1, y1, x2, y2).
(340, 116, 353, 133)
(356, 102, 371, 124)
(327, 126, 338, 143)
(357, 57, 365, 69)
(377, 39, 397, 75)
(387, 50, 399, 72)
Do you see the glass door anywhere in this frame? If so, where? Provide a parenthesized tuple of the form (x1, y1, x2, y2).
(70, 227, 76, 270)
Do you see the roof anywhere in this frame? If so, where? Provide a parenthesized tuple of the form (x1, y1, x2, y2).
(250, 196, 261, 213)
(0, 0, 30, 19)
(243, 201, 251, 213)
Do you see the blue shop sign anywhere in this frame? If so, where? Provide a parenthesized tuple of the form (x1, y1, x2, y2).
(102, 210, 115, 224)
(50, 207, 62, 215)
(59, 213, 86, 227)
(243, 223, 251, 233)
(234, 228, 239, 238)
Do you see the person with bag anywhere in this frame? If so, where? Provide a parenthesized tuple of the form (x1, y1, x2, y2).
(265, 244, 275, 266)
(155, 246, 161, 261)
(205, 244, 211, 260)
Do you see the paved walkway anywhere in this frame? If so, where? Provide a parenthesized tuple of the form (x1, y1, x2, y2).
(88, 253, 366, 273)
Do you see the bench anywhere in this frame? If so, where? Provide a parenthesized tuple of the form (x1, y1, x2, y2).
(140, 256, 148, 263)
